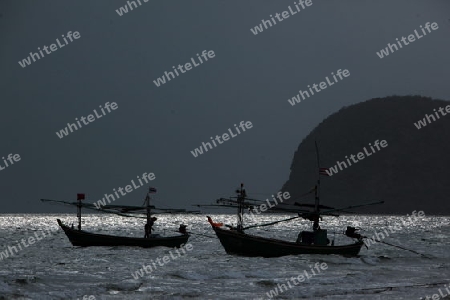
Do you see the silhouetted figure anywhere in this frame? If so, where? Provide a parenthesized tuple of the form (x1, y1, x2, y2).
(149, 217, 157, 232)
(178, 224, 187, 234)
(313, 220, 320, 231)
(144, 223, 150, 238)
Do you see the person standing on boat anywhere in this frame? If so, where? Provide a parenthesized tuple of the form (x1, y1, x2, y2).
(313, 220, 320, 231)
(144, 223, 150, 238)
(147, 216, 158, 238)
(144, 217, 157, 238)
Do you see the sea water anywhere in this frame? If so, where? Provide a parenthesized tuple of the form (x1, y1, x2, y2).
(0, 214, 449, 300)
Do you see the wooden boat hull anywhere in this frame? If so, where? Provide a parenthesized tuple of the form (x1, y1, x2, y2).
(57, 219, 189, 248)
(212, 226, 363, 257)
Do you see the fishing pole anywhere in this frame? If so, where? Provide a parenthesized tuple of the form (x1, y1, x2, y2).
(365, 237, 430, 258)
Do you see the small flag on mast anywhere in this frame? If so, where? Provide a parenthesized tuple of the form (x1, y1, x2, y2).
(149, 187, 157, 193)
(77, 193, 85, 200)
(319, 168, 329, 176)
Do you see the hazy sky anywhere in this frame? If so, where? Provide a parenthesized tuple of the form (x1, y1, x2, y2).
(1, 1, 449, 213)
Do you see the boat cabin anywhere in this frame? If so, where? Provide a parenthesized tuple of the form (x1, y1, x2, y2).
(297, 229, 329, 245)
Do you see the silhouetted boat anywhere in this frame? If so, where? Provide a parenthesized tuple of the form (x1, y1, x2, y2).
(205, 142, 383, 257)
(206, 184, 374, 257)
(42, 187, 191, 248)
(211, 225, 363, 257)
(56, 219, 189, 248)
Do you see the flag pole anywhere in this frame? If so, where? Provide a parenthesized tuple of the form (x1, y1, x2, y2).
(146, 188, 151, 228)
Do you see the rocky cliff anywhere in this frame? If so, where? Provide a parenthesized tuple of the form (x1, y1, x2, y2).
(280, 95, 450, 215)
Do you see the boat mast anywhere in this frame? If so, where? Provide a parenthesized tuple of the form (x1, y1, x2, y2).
(313, 141, 321, 230)
(314, 141, 321, 213)
(145, 188, 151, 226)
(237, 183, 245, 232)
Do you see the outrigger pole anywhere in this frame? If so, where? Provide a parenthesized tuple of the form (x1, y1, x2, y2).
(242, 200, 385, 230)
(243, 216, 300, 231)
(369, 238, 430, 258)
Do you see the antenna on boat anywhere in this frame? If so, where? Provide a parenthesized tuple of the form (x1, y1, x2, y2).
(314, 140, 321, 214)
(76, 193, 85, 230)
(312, 141, 321, 231)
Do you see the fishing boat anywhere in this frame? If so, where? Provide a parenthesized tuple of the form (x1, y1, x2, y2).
(56, 219, 189, 248)
(205, 142, 384, 257)
(42, 187, 191, 248)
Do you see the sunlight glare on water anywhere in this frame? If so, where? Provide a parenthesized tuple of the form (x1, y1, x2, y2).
(0, 214, 449, 299)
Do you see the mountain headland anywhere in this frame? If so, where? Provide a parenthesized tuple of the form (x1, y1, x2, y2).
(280, 95, 450, 215)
